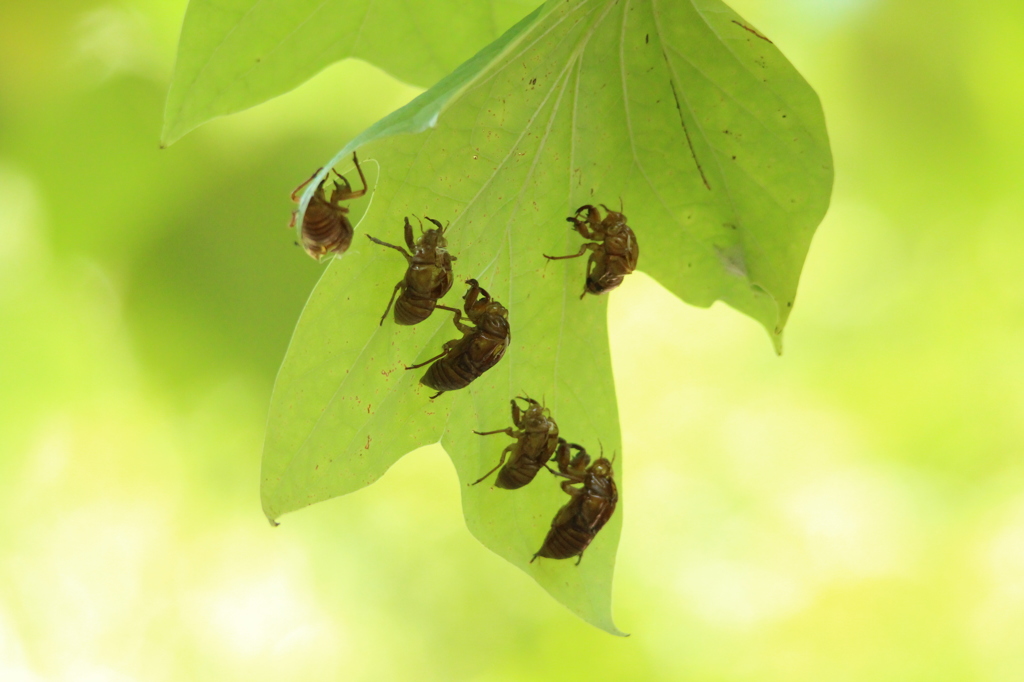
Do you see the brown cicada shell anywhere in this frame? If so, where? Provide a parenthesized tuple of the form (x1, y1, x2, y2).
(405, 279, 510, 399)
(532, 444, 618, 565)
(289, 151, 367, 261)
(366, 216, 456, 325)
(544, 203, 639, 297)
(471, 397, 561, 489)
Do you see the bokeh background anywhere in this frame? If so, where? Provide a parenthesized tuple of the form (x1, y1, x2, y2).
(2, 0, 1023, 679)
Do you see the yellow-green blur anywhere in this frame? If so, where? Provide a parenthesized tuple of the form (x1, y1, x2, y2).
(1, 0, 1022, 679)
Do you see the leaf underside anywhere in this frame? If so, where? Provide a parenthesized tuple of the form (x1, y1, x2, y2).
(262, 0, 832, 634)
(161, 0, 540, 145)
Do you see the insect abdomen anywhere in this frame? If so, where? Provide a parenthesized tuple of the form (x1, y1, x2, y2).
(496, 460, 542, 489)
(303, 210, 350, 252)
(420, 357, 475, 392)
(394, 294, 436, 325)
(537, 522, 593, 560)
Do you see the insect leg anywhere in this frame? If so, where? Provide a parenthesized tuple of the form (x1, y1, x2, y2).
(436, 305, 474, 334)
(543, 463, 569, 477)
(575, 552, 584, 566)
(560, 480, 584, 495)
(469, 443, 514, 486)
(335, 151, 368, 200)
(571, 204, 597, 222)
(404, 217, 417, 251)
(543, 463, 584, 486)
(351, 151, 368, 195)
(565, 217, 590, 240)
(290, 167, 323, 201)
(404, 347, 449, 370)
(330, 168, 352, 193)
(462, 279, 482, 311)
(543, 243, 597, 261)
(551, 438, 571, 472)
(511, 398, 523, 427)
(423, 215, 446, 232)
(566, 443, 591, 476)
(567, 205, 600, 239)
(365, 234, 412, 260)
(580, 251, 599, 299)
(473, 427, 515, 437)
(378, 280, 403, 326)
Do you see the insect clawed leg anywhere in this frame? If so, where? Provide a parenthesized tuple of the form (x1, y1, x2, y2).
(366, 233, 412, 261)
(331, 168, 352, 193)
(331, 151, 368, 201)
(437, 305, 473, 334)
(424, 216, 446, 232)
(473, 427, 515, 437)
(511, 398, 523, 426)
(462, 279, 483, 311)
(567, 205, 601, 238)
(404, 348, 448, 370)
(290, 167, 323, 201)
(470, 443, 513, 486)
(544, 242, 598, 262)
(350, 150, 368, 197)
(560, 480, 583, 495)
(404, 217, 417, 250)
(378, 280, 403, 325)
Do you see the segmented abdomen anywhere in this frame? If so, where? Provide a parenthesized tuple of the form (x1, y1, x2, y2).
(420, 356, 476, 392)
(302, 209, 351, 252)
(536, 522, 593, 560)
(394, 294, 436, 325)
(496, 459, 543, 489)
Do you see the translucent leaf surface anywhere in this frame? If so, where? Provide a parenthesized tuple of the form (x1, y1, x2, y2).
(161, 0, 539, 145)
(262, 0, 832, 633)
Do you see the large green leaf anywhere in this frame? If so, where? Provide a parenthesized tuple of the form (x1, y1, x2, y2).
(262, 0, 832, 633)
(161, 0, 539, 145)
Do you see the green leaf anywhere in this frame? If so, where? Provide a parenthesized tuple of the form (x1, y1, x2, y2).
(262, 0, 832, 634)
(161, 0, 540, 145)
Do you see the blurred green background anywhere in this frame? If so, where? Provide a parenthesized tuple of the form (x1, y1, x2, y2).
(1, 0, 1023, 679)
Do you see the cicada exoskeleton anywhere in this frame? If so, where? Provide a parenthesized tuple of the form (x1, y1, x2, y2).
(532, 444, 617, 565)
(405, 279, 510, 399)
(289, 151, 367, 261)
(366, 216, 456, 325)
(544, 203, 638, 297)
(471, 397, 561, 489)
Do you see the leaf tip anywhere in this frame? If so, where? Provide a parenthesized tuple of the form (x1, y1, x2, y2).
(160, 109, 193, 148)
(159, 126, 183, 149)
(771, 330, 784, 356)
(261, 487, 281, 526)
(770, 298, 794, 356)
